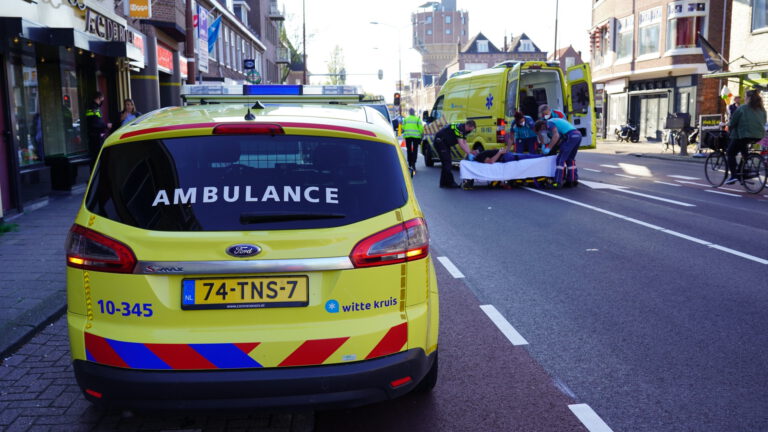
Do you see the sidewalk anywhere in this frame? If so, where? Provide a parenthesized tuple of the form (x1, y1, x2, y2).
(0, 190, 84, 360)
(589, 138, 708, 163)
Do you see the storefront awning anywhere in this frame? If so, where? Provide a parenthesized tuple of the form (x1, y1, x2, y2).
(702, 69, 768, 79)
(0, 17, 143, 65)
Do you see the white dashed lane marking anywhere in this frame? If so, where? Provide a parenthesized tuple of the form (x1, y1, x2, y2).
(436, 256, 465, 278)
(583, 168, 602, 173)
(479, 305, 529, 346)
(614, 174, 636, 179)
(569, 404, 614, 432)
(654, 181, 682, 187)
(705, 189, 741, 197)
(600, 164, 620, 169)
(668, 175, 701, 180)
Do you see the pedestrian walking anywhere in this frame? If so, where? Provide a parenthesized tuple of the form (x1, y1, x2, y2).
(85, 91, 111, 167)
(725, 90, 766, 184)
(402, 108, 424, 176)
(534, 117, 582, 188)
(434, 120, 477, 188)
(118, 98, 142, 128)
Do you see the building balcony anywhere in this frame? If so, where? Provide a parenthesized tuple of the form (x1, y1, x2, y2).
(276, 46, 290, 64)
(269, 1, 285, 21)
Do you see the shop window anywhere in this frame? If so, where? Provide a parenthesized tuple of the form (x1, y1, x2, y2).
(616, 15, 634, 59)
(666, 1, 707, 50)
(7, 47, 42, 167)
(753, 0, 768, 31)
(638, 7, 661, 56)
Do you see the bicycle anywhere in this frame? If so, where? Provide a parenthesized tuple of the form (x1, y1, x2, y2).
(704, 140, 768, 193)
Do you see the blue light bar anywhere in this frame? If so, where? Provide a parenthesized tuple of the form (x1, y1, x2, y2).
(242, 85, 303, 96)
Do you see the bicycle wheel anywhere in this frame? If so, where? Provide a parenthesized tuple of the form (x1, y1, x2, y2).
(704, 151, 728, 187)
(741, 153, 768, 194)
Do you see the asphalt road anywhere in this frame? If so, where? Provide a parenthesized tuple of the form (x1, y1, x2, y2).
(404, 150, 768, 432)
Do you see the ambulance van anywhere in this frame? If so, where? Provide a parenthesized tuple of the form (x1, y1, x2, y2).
(421, 61, 596, 166)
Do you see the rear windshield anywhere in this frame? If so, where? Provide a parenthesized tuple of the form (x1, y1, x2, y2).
(85, 135, 407, 231)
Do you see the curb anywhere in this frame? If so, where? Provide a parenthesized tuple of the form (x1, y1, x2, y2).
(0, 302, 67, 363)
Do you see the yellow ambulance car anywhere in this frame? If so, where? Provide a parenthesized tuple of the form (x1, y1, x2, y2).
(422, 61, 596, 166)
(66, 85, 439, 409)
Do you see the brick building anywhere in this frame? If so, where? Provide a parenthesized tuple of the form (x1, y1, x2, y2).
(591, 0, 730, 141)
(548, 45, 584, 72)
(412, 0, 469, 84)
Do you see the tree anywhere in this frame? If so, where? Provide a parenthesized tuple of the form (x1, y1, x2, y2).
(327, 45, 346, 85)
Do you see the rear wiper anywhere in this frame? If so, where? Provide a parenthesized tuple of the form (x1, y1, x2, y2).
(240, 212, 346, 224)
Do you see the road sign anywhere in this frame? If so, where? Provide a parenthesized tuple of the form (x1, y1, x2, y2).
(244, 59, 256, 70)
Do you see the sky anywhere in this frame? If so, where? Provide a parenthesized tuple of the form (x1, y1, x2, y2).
(280, 0, 593, 101)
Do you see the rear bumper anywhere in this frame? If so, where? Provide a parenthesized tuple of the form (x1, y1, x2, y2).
(73, 348, 435, 410)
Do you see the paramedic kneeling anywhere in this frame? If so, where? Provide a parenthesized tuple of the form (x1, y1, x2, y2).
(434, 120, 477, 188)
(534, 118, 581, 187)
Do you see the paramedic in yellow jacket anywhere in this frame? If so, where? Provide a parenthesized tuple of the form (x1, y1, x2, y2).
(402, 108, 424, 176)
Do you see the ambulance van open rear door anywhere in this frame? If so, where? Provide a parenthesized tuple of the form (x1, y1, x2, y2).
(566, 64, 596, 149)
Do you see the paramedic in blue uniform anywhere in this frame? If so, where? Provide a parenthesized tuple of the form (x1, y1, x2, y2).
(434, 120, 477, 188)
(534, 117, 582, 187)
(538, 104, 566, 120)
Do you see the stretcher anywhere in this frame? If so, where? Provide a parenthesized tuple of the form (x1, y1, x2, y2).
(458, 155, 558, 189)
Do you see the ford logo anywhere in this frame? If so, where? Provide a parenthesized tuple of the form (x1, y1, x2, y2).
(226, 244, 262, 258)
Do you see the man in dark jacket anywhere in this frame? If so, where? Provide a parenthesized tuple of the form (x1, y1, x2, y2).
(85, 92, 111, 167)
(433, 120, 476, 188)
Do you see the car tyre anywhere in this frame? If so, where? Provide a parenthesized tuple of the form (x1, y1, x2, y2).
(413, 351, 438, 393)
(423, 143, 435, 167)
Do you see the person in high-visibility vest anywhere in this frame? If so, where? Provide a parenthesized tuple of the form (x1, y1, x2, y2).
(85, 91, 111, 167)
(402, 108, 424, 175)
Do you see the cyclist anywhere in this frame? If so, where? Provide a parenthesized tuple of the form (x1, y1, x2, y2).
(725, 89, 766, 184)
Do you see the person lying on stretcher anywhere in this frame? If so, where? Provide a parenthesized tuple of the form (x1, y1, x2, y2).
(473, 147, 547, 164)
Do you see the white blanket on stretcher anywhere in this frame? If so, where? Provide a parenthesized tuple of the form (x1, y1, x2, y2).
(459, 155, 557, 181)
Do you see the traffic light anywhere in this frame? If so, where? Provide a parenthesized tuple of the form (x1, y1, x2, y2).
(378, 69, 383, 80)
(339, 68, 346, 83)
(394, 92, 401, 106)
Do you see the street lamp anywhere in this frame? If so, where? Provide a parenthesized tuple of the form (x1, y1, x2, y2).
(370, 21, 403, 114)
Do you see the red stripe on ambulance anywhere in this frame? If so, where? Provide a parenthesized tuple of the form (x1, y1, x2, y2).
(366, 322, 408, 359)
(84, 333, 129, 368)
(234, 342, 261, 355)
(144, 343, 217, 369)
(278, 337, 350, 367)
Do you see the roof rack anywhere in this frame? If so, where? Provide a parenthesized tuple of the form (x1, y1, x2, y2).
(181, 84, 365, 105)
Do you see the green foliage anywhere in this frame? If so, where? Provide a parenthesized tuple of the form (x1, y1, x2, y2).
(0, 222, 18, 235)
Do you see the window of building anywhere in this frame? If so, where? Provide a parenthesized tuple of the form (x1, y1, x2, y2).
(616, 15, 634, 59)
(446, 28, 452, 35)
(591, 25, 610, 66)
(753, 0, 768, 31)
(465, 63, 486, 71)
(519, 39, 534, 52)
(565, 56, 576, 68)
(426, 16, 432, 24)
(666, 1, 707, 50)
(426, 29, 432, 35)
(7, 47, 41, 167)
(638, 7, 661, 56)
(477, 40, 489, 53)
(445, 15, 452, 24)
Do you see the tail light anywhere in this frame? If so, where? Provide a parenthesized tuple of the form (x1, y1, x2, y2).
(350, 218, 429, 268)
(66, 225, 137, 274)
(496, 118, 507, 143)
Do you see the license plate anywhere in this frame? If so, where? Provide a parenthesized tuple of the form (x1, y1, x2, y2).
(181, 276, 309, 310)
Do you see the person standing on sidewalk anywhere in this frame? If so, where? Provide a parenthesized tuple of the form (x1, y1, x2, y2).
(402, 108, 424, 176)
(727, 95, 741, 120)
(725, 90, 766, 184)
(85, 92, 111, 167)
(434, 120, 477, 188)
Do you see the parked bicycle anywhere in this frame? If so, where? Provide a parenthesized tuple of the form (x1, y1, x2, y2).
(704, 139, 768, 193)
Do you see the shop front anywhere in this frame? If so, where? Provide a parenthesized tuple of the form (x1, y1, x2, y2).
(0, 4, 141, 214)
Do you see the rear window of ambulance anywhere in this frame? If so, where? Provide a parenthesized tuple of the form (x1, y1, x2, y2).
(85, 135, 407, 231)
